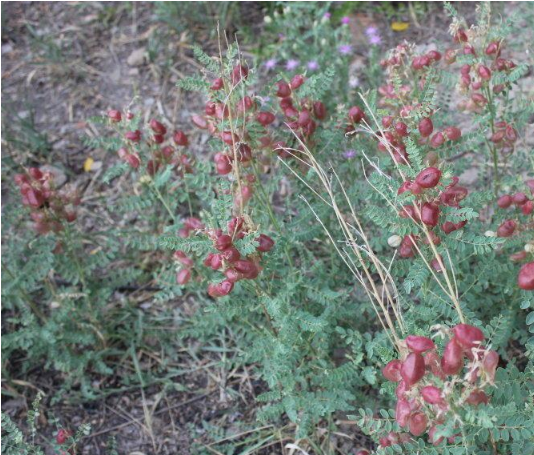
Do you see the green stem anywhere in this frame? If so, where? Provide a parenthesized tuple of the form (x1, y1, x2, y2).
(64, 223, 87, 291)
(484, 85, 500, 195)
(151, 182, 176, 223)
(250, 161, 295, 271)
(182, 175, 194, 217)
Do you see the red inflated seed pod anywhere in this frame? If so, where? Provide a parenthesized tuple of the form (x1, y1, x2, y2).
(400, 352, 425, 386)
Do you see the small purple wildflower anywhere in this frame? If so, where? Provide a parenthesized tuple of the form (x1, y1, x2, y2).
(349, 77, 360, 88)
(263, 59, 277, 70)
(285, 59, 299, 71)
(338, 44, 352, 55)
(307, 60, 319, 71)
(369, 34, 382, 45)
(365, 26, 379, 37)
(341, 16, 350, 25)
(323, 12, 331, 19)
(343, 150, 356, 159)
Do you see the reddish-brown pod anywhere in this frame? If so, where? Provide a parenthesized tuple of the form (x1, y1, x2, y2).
(408, 412, 428, 436)
(395, 380, 409, 399)
(485, 41, 499, 55)
(415, 167, 442, 188)
(275, 81, 291, 97)
(225, 268, 242, 283)
(421, 202, 440, 227)
(482, 350, 499, 382)
(191, 114, 208, 129)
(510, 251, 528, 263)
(497, 219, 517, 238)
(214, 234, 233, 251)
(218, 279, 235, 296)
(399, 234, 417, 258)
(418, 118, 434, 138)
(522, 200, 534, 215)
(505, 125, 518, 142)
(297, 110, 311, 127)
(173, 131, 188, 146)
(453, 324, 485, 350)
(431, 257, 444, 273)
(56, 429, 72, 445)
(400, 352, 425, 386)
(214, 153, 232, 175)
(256, 234, 275, 253)
(427, 50, 441, 61)
(395, 122, 408, 137)
(421, 385, 443, 404)
(478, 65, 492, 80)
(150, 119, 167, 135)
(348, 106, 365, 123)
(231, 64, 248, 85)
(257, 112, 276, 126)
(211, 77, 224, 90)
(108, 109, 122, 122)
(444, 126, 462, 141)
(395, 398, 412, 427)
(518, 262, 534, 290)
(125, 130, 142, 142)
(313, 101, 326, 120)
(441, 338, 463, 375)
(382, 359, 402, 382)
(125, 154, 141, 169)
(430, 132, 445, 148)
(221, 247, 241, 263)
(497, 195, 513, 208)
(466, 389, 489, 406)
(512, 192, 528, 206)
(290, 74, 305, 89)
(221, 131, 239, 145)
(176, 269, 191, 285)
(405, 335, 435, 353)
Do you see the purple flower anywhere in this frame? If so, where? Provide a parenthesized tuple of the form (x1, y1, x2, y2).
(369, 34, 382, 45)
(323, 12, 331, 19)
(341, 16, 350, 25)
(338, 44, 352, 55)
(365, 26, 379, 37)
(307, 60, 319, 71)
(343, 150, 356, 159)
(349, 77, 359, 88)
(285, 59, 299, 71)
(263, 59, 277, 70)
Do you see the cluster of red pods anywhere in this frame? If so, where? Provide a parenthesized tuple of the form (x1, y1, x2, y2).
(495, 179, 534, 291)
(397, 167, 469, 270)
(191, 64, 260, 208)
(205, 219, 274, 298)
(376, 46, 464, 165)
(489, 120, 519, 156)
(56, 428, 73, 454)
(174, 216, 274, 298)
(447, 31, 518, 113)
(109, 110, 193, 176)
(272, 74, 326, 148)
(381, 324, 499, 447)
(15, 168, 79, 235)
